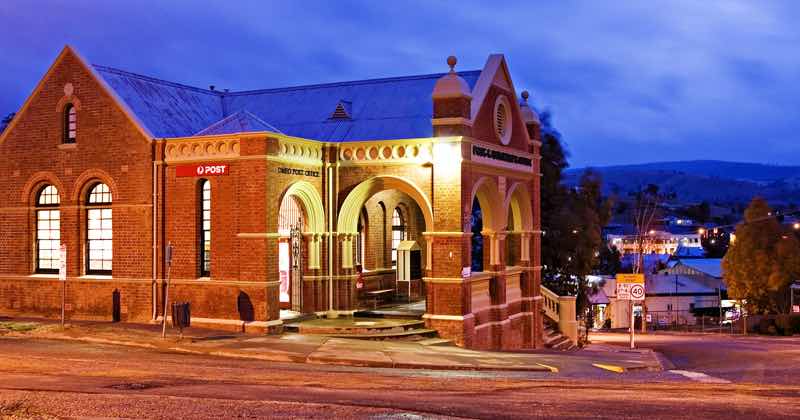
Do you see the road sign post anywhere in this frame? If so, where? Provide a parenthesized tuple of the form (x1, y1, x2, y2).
(616, 274, 645, 349)
(59, 244, 67, 328)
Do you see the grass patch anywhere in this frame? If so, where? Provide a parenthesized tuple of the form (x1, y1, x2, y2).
(0, 398, 47, 418)
(0, 322, 39, 332)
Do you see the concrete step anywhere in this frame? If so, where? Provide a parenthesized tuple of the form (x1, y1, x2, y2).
(319, 328, 438, 340)
(416, 337, 454, 347)
(353, 310, 424, 320)
(292, 318, 427, 335)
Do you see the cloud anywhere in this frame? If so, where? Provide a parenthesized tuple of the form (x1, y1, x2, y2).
(0, 0, 797, 166)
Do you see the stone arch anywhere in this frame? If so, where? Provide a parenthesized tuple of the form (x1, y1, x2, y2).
(337, 176, 433, 269)
(470, 176, 504, 267)
(504, 182, 534, 232)
(280, 181, 325, 269)
(504, 182, 534, 264)
(469, 176, 503, 232)
(21, 171, 65, 205)
(72, 169, 118, 203)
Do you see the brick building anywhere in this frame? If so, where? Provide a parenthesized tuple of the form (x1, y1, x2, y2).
(0, 47, 544, 350)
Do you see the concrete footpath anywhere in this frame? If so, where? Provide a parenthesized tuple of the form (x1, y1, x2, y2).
(0, 318, 664, 374)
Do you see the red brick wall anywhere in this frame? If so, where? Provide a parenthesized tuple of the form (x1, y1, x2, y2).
(0, 48, 155, 321)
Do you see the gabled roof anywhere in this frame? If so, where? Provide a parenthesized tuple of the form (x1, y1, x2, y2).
(676, 258, 723, 278)
(220, 71, 480, 141)
(195, 109, 282, 136)
(646, 274, 723, 295)
(93, 65, 223, 138)
(91, 63, 481, 141)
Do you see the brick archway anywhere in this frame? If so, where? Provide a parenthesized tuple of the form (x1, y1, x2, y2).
(337, 176, 433, 269)
(280, 181, 325, 269)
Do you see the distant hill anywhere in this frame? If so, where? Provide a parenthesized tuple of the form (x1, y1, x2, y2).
(565, 160, 800, 204)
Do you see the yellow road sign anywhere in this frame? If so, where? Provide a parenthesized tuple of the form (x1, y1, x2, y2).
(616, 273, 644, 284)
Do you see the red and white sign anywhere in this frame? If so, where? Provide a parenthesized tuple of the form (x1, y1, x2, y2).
(59, 245, 67, 281)
(175, 163, 229, 177)
(630, 284, 645, 300)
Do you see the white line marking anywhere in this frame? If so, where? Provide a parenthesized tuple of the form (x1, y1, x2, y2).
(669, 370, 731, 384)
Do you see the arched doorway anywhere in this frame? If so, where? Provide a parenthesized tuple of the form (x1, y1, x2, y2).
(277, 181, 325, 314)
(278, 194, 305, 312)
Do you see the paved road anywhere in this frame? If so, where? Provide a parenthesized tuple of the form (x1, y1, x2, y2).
(0, 337, 798, 419)
(591, 331, 800, 385)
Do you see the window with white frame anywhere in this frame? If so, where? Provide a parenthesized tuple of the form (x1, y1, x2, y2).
(36, 185, 60, 273)
(86, 183, 112, 275)
(391, 207, 406, 268)
(63, 103, 76, 144)
(200, 180, 211, 276)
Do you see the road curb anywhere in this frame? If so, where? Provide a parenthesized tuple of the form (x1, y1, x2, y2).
(23, 331, 554, 373)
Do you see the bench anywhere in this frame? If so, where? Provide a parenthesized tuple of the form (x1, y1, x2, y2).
(363, 288, 395, 309)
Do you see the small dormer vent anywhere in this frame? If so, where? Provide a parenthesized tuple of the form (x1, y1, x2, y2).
(331, 100, 352, 120)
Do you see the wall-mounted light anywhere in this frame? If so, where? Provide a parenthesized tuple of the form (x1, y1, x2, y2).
(432, 142, 460, 173)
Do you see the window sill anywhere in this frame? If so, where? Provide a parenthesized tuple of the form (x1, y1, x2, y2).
(80, 275, 112, 280)
(29, 274, 59, 278)
(57, 143, 77, 150)
(197, 277, 211, 281)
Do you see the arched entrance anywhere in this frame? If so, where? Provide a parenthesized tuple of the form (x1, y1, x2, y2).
(278, 181, 325, 313)
(278, 194, 305, 311)
(338, 176, 432, 307)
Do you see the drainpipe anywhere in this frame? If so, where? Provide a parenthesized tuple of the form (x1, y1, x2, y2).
(327, 148, 334, 314)
(151, 149, 159, 320)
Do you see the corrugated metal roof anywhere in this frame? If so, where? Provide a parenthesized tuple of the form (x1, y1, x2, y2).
(646, 274, 723, 295)
(195, 110, 282, 136)
(92, 64, 481, 141)
(93, 65, 223, 138)
(677, 259, 723, 278)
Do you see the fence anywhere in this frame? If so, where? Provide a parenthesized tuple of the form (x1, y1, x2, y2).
(644, 310, 741, 333)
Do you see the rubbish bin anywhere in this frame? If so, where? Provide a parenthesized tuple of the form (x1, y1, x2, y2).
(171, 301, 191, 329)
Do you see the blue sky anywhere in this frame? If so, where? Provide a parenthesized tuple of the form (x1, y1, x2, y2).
(1, 1, 798, 167)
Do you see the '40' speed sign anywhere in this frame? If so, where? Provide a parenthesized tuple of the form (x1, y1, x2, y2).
(630, 284, 645, 300)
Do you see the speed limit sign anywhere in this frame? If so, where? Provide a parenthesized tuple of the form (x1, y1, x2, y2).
(630, 284, 645, 301)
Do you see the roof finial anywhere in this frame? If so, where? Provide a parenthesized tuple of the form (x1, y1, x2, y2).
(521, 90, 530, 102)
(447, 55, 457, 73)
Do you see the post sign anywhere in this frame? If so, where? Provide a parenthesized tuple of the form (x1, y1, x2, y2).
(616, 273, 645, 301)
(59, 244, 67, 281)
(176, 163, 229, 177)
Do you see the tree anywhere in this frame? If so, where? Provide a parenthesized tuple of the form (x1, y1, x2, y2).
(0, 112, 14, 133)
(629, 184, 665, 274)
(597, 243, 622, 275)
(722, 197, 800, 314)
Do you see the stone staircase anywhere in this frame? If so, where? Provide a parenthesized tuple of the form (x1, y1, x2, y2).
(543, 319, 577, 351)
(284, 312, 452, 346)
(541, 285, 579, 350)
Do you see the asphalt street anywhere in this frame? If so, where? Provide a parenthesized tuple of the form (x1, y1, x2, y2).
(0, 336, 798, 419)
(591, 331, 800, 385)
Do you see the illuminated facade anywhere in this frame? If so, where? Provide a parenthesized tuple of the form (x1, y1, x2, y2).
(0, 47, 543, 350)
(607, 231, 702, 256)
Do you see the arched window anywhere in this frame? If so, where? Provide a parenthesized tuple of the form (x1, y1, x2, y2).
(35, 185, 60, 273)
(86, 183, 112, 275)
(391, 207, 406, 268)
(63, 103, 76, 144)
(199, 180, 211, 277)
(356, 209, 367, 268)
